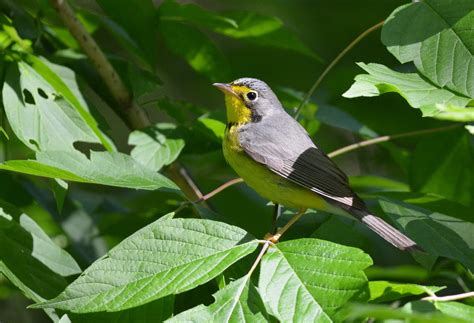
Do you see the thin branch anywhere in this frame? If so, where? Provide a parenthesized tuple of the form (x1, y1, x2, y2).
(422, 291, 474, 302)
(328, 124, 461, 158)
(294, 20, 384, 119)
(247, 241, 272, 277)
(268, 208, 306, 243)
(49, 0, 148, 129)
(193, 178, 244, 203)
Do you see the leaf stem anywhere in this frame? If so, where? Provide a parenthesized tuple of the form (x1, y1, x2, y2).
(294, 20, 384, 119)
(422, 291, 474, 302)
(247, 240, 272, 277)
(269, 208, 307, 243)
(328, 124, 462, 158)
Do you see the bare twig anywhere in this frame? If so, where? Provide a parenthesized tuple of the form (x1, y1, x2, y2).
(328, 124, 461, 158)
(267, 208, 306, 243)
(294, 20, 384, 119)
(422, 291, 474, 302)
(193, 177, 244, 203)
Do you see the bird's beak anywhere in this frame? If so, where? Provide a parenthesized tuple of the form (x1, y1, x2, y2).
(213, 83, 239, 98)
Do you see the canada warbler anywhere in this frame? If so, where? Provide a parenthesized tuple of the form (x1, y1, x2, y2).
(214, 78, 419, 251)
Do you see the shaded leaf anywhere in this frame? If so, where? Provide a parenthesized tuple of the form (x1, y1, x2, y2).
(214, 11, 320, 60)
(33, 218, 258, 313)
(160, 21, 231, 81)
(168, 275, 268, 322)
(378, 198, 474, 272)
(129, 123, 185, 172)
(0, 151, 178, 191)
(343, 302, 460, 323)
(410, 130, 473, 206)
(198, 117, 226, 142)
(343, 63, 474, 122)
(96, 0, 158, 67)
(259, 239, 372, 321)
(382, 0, 474, 98)
(159, 0, 237, 30)
(368, 281, 444, 303)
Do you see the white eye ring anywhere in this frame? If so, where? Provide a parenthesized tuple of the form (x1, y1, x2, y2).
(246, 91, 258, 101)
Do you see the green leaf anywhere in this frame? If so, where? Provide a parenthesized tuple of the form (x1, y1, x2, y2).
(168, 275, 268, 322)
(259, 239, 372, 321)
(410, 130, 473, 206)
(343, 63, 474, 122)
(0, 200, 80, 320)
(129, 123, 185, 172)
(434, 301, 474, 322)
(69, 297, 174, 323)
(33, 218, 258, 313)
(0, 151, 179, 191)
(378, 198, 474, 272)
(198, 117, 226, 142)
(214, 11, 320, 60)
(368, 281, 444, 303)
(343, 302, 460, 323)
(159, 0, 238, 30)
(160, 21, 231, 82)
(2, 56, 114, 151)
(382, 1, 474, 98)
(96, 0, 159, 67)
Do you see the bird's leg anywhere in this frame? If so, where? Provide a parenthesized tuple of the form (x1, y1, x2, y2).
(265, 208, 307, 243)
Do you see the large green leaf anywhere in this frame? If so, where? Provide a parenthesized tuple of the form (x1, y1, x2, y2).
(214, 11, 320, 60)
(0, 200, 79, 320)
(129, 123, 185, 172)
(0, 151, 178, 191)
(382, 0, 474, 98)
(259, 239, 372, 321)
(2, 61, 106, 152)
(343, 63, 474, 122)
(410, 130, 473, 206)
(168, 275, 268, 322)
(25, 56, 114, 151)
(368, 281, 444, 303)
(33, 218, 258, 313)
(160, 21, 231, 82)
(378, 198, 474, 272)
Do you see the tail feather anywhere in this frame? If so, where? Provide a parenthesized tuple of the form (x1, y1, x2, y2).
(353, 211, 422, 252)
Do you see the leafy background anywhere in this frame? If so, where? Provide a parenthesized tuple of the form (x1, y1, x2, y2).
(0, 0, 473, 322)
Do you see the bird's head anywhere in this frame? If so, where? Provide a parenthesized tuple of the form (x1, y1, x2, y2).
(213, 78, 283, 125)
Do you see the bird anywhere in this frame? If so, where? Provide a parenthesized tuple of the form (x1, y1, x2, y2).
(213, 77, 420, 251)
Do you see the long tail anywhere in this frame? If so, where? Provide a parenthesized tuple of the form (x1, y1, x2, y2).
(351, 210, 422, 252)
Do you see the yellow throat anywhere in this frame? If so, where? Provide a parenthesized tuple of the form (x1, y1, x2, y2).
(223, 85, 253, 124)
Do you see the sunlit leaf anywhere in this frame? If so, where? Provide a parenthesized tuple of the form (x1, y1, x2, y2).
(168, 275, 268, 322)
(382, 0, 474, 98)
(343, 63, 474, 122)
(259, 239, 372, 321)
(434, 301, 474, 322)
(129, 123, 185, 172)
(33, 218, 258, 313)
(160, 21, 231, 81)
(368, 281, 444, 303)
(0, 151, 179, 191)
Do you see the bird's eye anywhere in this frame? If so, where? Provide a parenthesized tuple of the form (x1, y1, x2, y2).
(246, 91, 257, 101)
